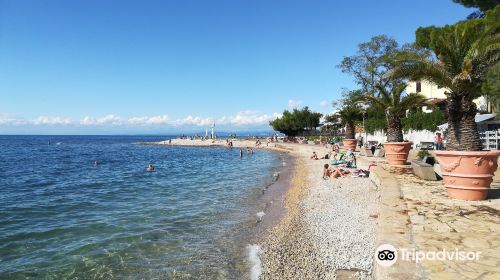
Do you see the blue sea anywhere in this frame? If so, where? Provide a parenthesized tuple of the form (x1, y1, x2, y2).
(0, 135, 284, 279)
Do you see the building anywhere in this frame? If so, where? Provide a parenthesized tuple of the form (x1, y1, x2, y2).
(406, 80, 492, 113)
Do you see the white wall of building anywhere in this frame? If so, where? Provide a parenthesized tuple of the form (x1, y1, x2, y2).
(356, 129, 437, 148)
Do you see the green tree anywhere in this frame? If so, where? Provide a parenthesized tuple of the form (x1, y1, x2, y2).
(338, 35, 400, 96)
(453, 0, 499, 12)
(402, 110, 445, 132)
(393, 8, 500, 150)
(270, 107, 322, 137)
(363, 104, 387, 133)
(482, 62, 500, 111)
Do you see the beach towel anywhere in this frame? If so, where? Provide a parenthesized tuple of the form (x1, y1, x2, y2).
(351, 169, 370, 177)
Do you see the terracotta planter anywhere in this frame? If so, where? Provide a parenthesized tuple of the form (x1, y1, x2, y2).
(435, 150, 500, 200)
(383, 142, 412, 165)
(343, 139, 358, 151)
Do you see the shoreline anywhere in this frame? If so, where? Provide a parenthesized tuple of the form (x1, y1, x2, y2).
(153, 138, 298, 279)
(246, 152, 296, 280)
(250, 152, 296, 241)
(157, 139, 379, 279)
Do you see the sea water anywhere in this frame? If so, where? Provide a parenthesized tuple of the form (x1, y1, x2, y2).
(0, 135, 282, 279)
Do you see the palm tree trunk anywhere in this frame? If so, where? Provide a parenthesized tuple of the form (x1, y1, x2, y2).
(345, 121, 355, 139)
(386, 113, 404, 142)
(445, 95, 482, 151)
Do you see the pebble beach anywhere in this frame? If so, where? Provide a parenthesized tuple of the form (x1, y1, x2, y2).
(163, 138, 379, 279)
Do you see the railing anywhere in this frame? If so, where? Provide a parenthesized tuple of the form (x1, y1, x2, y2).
(480, 130, 499, 150)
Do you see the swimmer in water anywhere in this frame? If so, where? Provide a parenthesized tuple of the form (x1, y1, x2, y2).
(147, 164, 155, 172)
(239, 148, 243, 158)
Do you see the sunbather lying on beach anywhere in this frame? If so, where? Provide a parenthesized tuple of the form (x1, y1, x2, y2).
(323, 164, 350, 179)
(330, 167, 350, 178)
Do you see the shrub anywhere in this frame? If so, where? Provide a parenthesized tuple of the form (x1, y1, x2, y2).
(402, 110, 445, 132)
(417, 150, 431, 159)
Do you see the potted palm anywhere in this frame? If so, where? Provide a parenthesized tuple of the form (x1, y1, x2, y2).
(363, 83, 434, 165)
(394, 11, 500, 200)
(327, 91, 364, 151)
(338, 105, 362, 151)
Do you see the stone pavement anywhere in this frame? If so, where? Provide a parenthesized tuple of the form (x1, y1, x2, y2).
(397, 173, 500, 280)
(363, 153, 500, 280)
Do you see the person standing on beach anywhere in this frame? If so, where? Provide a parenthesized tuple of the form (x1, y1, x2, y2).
(435, 132, 443, 150)
(357, 135, 363, 149)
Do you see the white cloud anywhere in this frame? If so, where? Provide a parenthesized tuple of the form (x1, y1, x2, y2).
(0, 111, 280, 129)
(0, 114, 27, 125)
(287, 99, 302, 109)
(31, 116, 72, 125)
(174, 115, 213, 127)
(319, 100, 329, 107)
(128, 115, 170, 125)
(218, 110, 279, 126)
(80, 115, 122, 125)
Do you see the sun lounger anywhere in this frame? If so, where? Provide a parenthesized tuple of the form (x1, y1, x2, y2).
(417, 141, 435, 150)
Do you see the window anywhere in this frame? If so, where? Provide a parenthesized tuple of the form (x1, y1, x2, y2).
(416, 81, 422, 93)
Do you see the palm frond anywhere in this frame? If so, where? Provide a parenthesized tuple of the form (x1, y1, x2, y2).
(362, 94, 386, 109)
(391, 59, 454, 90)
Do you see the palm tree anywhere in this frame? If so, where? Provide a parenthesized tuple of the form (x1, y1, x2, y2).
(328, 104, 362, 140)
(363, 82, 434, 142)
(392, 12, 499, 150)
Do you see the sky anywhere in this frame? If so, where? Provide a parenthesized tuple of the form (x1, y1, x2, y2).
(0, 0, 473, 134)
